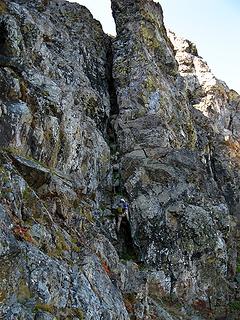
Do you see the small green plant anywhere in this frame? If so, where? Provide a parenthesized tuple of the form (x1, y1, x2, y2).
(0, 146, 22, 156)
(17, 280, 32, 302)
(229, 300, 240, 311)
(49, 231, 70, 258)
(74, 308, 84, 319)
(22, 188, 33, 203)
(34, 303, 55, 314)
(72, 244, 81, 253)
(82, 208, 94, 223)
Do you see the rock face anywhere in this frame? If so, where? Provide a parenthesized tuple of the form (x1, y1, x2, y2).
(0, 0, 239, 319)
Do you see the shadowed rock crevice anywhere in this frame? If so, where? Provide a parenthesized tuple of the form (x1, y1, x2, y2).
(102, 33, 138, 263)
(116, 217, 139, 261)
(106, 37, 119, 117)
(0, 21, 7, 56)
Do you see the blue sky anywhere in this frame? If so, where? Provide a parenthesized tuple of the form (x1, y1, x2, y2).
(160, 0, 240, 93)
(69, 0, 240, 93)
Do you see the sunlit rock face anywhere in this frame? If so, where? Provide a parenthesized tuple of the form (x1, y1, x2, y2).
(112, 0, 240, 317)
(0, 0, 239, 319)
(0, 0, 112, 200)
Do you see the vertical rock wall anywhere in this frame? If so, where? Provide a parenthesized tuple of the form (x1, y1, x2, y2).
(111, 0, 240, 318)
(0, 0, 239, 319)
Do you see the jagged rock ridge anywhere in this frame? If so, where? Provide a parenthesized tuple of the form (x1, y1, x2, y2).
(0, 0, 239, 319)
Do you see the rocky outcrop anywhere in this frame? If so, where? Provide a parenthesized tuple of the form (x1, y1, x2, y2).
(0, 0, 239, 319)
(110, 1, 240, 319)
(0, 1, 125, 319)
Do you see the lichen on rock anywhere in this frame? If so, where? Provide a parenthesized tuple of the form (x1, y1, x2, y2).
(0, 0, 239, 319)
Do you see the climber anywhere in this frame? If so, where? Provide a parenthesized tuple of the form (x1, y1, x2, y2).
(115, 198, 129, 232)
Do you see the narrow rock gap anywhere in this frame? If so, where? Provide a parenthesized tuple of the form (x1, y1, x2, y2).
(106, 37, 119, 116)
(116, 217, 138, 261)
(0, 21, 8, 56)
(105, 37, 139, 263)
(209, 150, 237, 216)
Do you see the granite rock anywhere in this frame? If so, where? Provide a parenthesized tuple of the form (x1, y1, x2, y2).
(0, 0, 239, 319)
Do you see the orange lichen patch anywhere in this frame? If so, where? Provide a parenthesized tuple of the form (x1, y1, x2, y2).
(192, 299, 213, 317)
(224, 139, 240, 162)
(101, 260, 110, 274)
(96, 253, 111, 274)
(13, 225, 33, 243)
(193, 299, 207, 311)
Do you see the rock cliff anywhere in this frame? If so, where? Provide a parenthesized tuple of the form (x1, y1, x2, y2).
(0, 0, 239, 319)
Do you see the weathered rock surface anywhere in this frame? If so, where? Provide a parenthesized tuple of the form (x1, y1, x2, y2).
(111, 0, 240, 318)
(0, 0, 239, 319)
